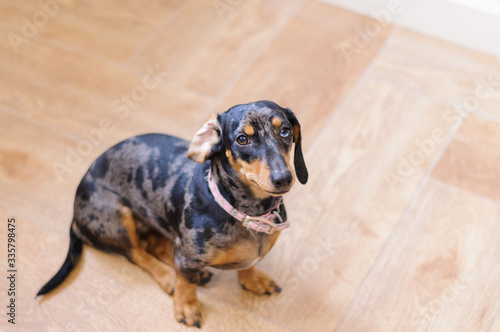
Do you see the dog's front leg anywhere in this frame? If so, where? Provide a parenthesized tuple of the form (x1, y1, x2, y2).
(174, 253, 202, 328)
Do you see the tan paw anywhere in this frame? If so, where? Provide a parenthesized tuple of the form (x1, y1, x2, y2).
(238, 268, 282, 295)
(174, 276, 202, 327)
(174, 297, 202, 328)
(157, 269, 176, 296)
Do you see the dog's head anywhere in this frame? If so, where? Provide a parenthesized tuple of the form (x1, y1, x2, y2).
(187, 101, 308, 197)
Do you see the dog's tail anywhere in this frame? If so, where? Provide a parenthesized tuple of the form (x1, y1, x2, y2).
(37, 224, 83, 297)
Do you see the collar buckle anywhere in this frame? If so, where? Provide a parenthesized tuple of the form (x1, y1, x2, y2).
(243, 211, 287, 234)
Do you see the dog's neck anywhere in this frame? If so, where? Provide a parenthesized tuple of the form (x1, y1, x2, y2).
(210, 156, 281, 217)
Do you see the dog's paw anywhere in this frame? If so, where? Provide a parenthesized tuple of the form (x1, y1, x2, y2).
(157, 269, 176, 296)
(239, 269, 282, 296)
(174, 298, 202, 328)
(160, 281, 175, 296)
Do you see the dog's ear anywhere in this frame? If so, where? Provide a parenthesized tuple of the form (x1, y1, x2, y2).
(284, 108, 308, 184)
(187, 113, 222, 163)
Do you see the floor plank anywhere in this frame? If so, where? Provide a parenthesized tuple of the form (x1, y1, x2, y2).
(131, 0, 307, 98)
(432, 114, 500, 202)
(213, 1, 394, 149)
(0, 109, 83, 233)
(0, 26, 213, 142)
(203, 78, 459, 330)
(370, 28, 500, 121)
(0, 0, 184, 63)
(336, 180, 500, 332)
(492, 316, 500, 332)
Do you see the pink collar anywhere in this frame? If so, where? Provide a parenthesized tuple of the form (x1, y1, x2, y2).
(207, 169, 290, 234)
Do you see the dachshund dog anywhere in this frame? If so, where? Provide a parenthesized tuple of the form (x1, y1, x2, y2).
(37, 100, 308, 327)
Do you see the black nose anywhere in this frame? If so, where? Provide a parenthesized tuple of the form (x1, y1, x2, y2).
(270, 170, 293, 189)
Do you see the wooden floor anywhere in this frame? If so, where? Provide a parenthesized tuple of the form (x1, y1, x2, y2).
(1, 0, 500, 331)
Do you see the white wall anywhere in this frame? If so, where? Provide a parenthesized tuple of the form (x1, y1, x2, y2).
(320, 0, 500, 58)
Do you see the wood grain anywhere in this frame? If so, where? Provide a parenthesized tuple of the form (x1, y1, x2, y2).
(335, 179, 500, 332)
(131, 0, 307, 98)
(0, 107, 97, 237)
(214, 1, 394, 149)
(492, 316, 500, 332)
(432, 115, 500, 202)
(370, 28, 500, 121)
(0, 26, 213, 142)
(0, 0, 184, 63)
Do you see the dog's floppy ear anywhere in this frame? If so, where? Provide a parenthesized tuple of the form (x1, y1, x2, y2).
(284, 108, 308, 184)
(187, 113, 222, 163)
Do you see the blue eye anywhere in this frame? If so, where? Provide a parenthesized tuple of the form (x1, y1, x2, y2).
(280, 128, 291, 138)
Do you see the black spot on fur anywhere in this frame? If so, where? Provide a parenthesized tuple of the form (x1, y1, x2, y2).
(135, 167, 144, 190)
(154, 215, 172, 233)
(195, 226, 214, 255)
(120, 197, 132, 208)
(184, 216, 194, 230)
(227, 177, 238, 189)
(179, 267, 202, 284)
(76, 176, 97, 202)
(80, 192, 90, 201)
(168, 176, 186, 225)
(92, 155, 108, 179)
(195, 235, 206, 255)
(261, 197, 273, 211)
(144, 138, 181, 191)
(164, 203, 182, 239)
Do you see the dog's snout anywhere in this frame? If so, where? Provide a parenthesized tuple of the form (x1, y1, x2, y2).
(270, 169, 293, 189)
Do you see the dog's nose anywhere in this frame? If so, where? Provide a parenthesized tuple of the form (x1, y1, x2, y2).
(270, 170, 293, 189)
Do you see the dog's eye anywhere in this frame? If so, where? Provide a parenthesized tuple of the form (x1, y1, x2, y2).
(236, 135, 249, 145)
(280, 128, 291, 138)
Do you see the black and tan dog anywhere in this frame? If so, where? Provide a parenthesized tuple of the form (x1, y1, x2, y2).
(37, 100, 308, 327)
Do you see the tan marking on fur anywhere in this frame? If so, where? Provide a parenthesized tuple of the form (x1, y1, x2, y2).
(129, 247, 176, 295)
(243, 125, 255, 136)
(226, 150, 242, 173)
(241, 159, 281, 197)
(272, 117, 282, 128)
(119, 206, 139, 247)
(120, 209, 176, 294)
(292, 124, 300, 143)
(147, 233, 175, 267)
(174, 275, 201, 326)
(210, 242, 257, 267)
(209, 231, 280, 268)
(261, 231, 280, 255)
(228, 152, 296, 198)
(240, 159, 272, 198)
(238, 266, 280, 295)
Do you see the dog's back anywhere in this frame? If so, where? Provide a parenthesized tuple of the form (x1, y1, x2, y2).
(74, 134, 197, 247)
